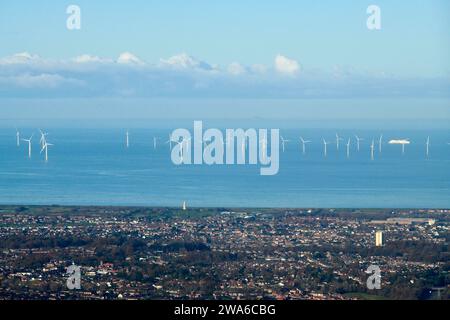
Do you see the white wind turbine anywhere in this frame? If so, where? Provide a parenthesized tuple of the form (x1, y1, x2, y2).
(355, 135, 364, 152)
(335, 133, 343, 151)
(171, 139, 184, 161)
(172, 138, 190, 161)
(370, 139, 375, 161)
(16, 129, 20, 147)
(426, 136, 430, 158)
(153, 137, 159, 150)
(322, 138, 331, 157)
(346, 138, 351, 158)
(378, 134, 383, 153)
(166, 134, 173, 150)
(280, 136, 289, 153)
(41, 141, 54, 162)
(21, 134, 33, 158)
(125, 131, 130, 148)
(39, 129, 48, 149)
(299, 137, 311, 155)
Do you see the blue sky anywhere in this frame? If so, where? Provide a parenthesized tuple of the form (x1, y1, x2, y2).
(1, 0, 449, 75)
(0, 1, 449, 122)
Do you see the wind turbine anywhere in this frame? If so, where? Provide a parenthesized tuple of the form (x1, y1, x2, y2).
(166, 134, 173, 150)
(322, 138, 330, 157)
(172, 140, 184, 161)
(336, 133, 343, 151)
(21, 134, 33, 158)
(370, 140, 375, 161)
(172, 138, 190, 161)
(40, 141, 53, 162)
(280, 136, 289, 152)
(16, 129, 20, 147)
(125, 131, 129, 148)
(346, 138, 351, 158)
(299, 137, 311, 155)
(378, 134, 383, 153)
(355, 135, 364, 152)
(39, 129, 48, 148)
(153, 137, 159, 150)
(426, 136, 430, 158)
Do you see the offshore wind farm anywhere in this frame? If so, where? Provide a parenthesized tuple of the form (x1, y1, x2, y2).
(1, 126, 449, 208)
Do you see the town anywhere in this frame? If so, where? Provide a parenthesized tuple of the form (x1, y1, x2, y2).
(0, 206, 448, 300)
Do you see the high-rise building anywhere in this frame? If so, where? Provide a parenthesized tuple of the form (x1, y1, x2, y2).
(375, 231, 383, 247)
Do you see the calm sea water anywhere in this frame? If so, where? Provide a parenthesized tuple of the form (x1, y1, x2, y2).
(0, 127, 449, 208)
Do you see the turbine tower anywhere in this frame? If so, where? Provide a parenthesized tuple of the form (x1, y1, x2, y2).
(336, 133, 343, 151)
(21, 134, 33, 158)
(125, 131, 129, 148)
(39, 129, 48, 149)
(166, 134, 173, 150)
(346, 138, 351, 158)
(322, 138, 330, 157)
(426, 136, 430, 158)
(370, 140, 375, 161)
(172, 138, 190, 162)
(40, 141, 53, 162)
(299, 137, 311, 155)
(153, 137, 159, 150)
(16, 129, 20, 147)
(173, 140, 184, 161)
(355, 135, 364, 152)
(378, 134, 383, 153)
(280, 136, 289, 153)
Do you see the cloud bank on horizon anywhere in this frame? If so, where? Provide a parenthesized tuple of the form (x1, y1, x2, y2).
(0, 51, 449, 99)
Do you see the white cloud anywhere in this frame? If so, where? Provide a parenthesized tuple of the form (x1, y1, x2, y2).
(159, 53, 214, 71)
(117, 52, 144, 65)
(0, 52, 41, 65)
(0, 52, 444, 99)
(74, 54, 112, 64)
(227, 62, 246, 75)
(0, 73, 83, 88)
(274, 54, 300, 75)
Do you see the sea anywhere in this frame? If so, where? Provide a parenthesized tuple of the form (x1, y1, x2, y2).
(0, 126, 449, 208)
